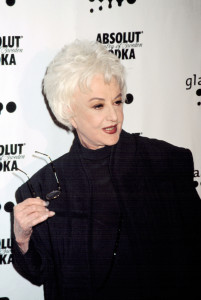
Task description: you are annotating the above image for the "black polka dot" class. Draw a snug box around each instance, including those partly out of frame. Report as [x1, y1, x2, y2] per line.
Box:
[4, 202, 14, 213]
[6, 101, 16, 113]
[6, 0, 15, 6]
[117, 0, 123, 6]
[127, 0, 136, 4]
[0, 103, 3, 114]
[196, 89, 201, 96]
[125, 93, 134, 104]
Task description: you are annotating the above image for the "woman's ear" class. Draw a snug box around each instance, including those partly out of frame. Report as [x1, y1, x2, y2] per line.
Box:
[69, 116, 77, 129]
[67, 105, 77, 129]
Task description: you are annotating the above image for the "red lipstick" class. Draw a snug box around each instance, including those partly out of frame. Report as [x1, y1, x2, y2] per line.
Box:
[102, 125, 117, 134]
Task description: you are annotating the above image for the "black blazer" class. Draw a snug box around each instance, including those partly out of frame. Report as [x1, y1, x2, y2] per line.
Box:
[12, 130, 201, 300]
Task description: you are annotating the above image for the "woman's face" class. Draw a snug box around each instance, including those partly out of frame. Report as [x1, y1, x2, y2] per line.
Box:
[70, 74, 124, 150]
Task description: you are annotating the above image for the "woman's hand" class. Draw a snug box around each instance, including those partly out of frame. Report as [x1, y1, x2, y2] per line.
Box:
[14, 197, 55, 254]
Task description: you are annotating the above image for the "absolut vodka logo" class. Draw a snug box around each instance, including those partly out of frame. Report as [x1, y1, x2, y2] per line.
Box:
[0, 143, 25, 172]
[0, 238, 12, 265]
[97, 31, 143, 60]
[0, 36, 23, 65]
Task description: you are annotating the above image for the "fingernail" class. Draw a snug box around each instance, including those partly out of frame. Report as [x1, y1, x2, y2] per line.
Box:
[45, 201, 49, 207]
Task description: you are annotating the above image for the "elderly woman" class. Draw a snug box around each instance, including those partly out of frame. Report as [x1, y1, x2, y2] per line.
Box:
[12, 40, 201, 300]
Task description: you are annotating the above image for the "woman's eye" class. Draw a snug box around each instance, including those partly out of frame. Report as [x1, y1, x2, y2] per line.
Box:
[93, 104, 103, 110]
[115, 100, 123, 105]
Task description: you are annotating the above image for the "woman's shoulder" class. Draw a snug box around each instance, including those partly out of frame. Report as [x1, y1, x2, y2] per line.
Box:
[122, 130, 191, 157]
[120, 130, 193, 176]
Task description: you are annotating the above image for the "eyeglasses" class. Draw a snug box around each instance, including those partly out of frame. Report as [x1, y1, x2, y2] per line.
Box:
[17, 151, 61, 200]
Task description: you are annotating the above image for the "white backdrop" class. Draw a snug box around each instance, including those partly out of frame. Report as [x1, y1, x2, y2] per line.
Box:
[0, 1, 200, 299]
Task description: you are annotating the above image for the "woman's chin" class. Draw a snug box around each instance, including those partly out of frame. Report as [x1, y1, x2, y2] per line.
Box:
[104, 133, 121, 146]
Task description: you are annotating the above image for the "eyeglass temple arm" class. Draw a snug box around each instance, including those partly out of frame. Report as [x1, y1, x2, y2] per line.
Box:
[16, 168, 36, 198]
[35, 151, 61, 191]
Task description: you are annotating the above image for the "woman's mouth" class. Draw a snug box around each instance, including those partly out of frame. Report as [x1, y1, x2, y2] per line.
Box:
[102, 125, 117, 134]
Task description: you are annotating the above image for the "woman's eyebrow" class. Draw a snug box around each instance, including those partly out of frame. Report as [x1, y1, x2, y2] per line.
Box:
[88, 93, 122, 102]
[88, 97, 105, 102]
[114, 93, 122, 99]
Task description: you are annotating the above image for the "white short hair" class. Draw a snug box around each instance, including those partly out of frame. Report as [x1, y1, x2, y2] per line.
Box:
[43, 40, 127, 130]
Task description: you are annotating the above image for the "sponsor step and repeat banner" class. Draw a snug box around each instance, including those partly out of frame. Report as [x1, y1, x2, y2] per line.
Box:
[0, 0, 200, 299]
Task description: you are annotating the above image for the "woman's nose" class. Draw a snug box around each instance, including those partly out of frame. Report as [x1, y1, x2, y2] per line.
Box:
[106, 105, 118, 122]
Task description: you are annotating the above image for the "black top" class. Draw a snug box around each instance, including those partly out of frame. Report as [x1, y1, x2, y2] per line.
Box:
[12, 130, 201, 300]
[79, 142, 135, 298]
